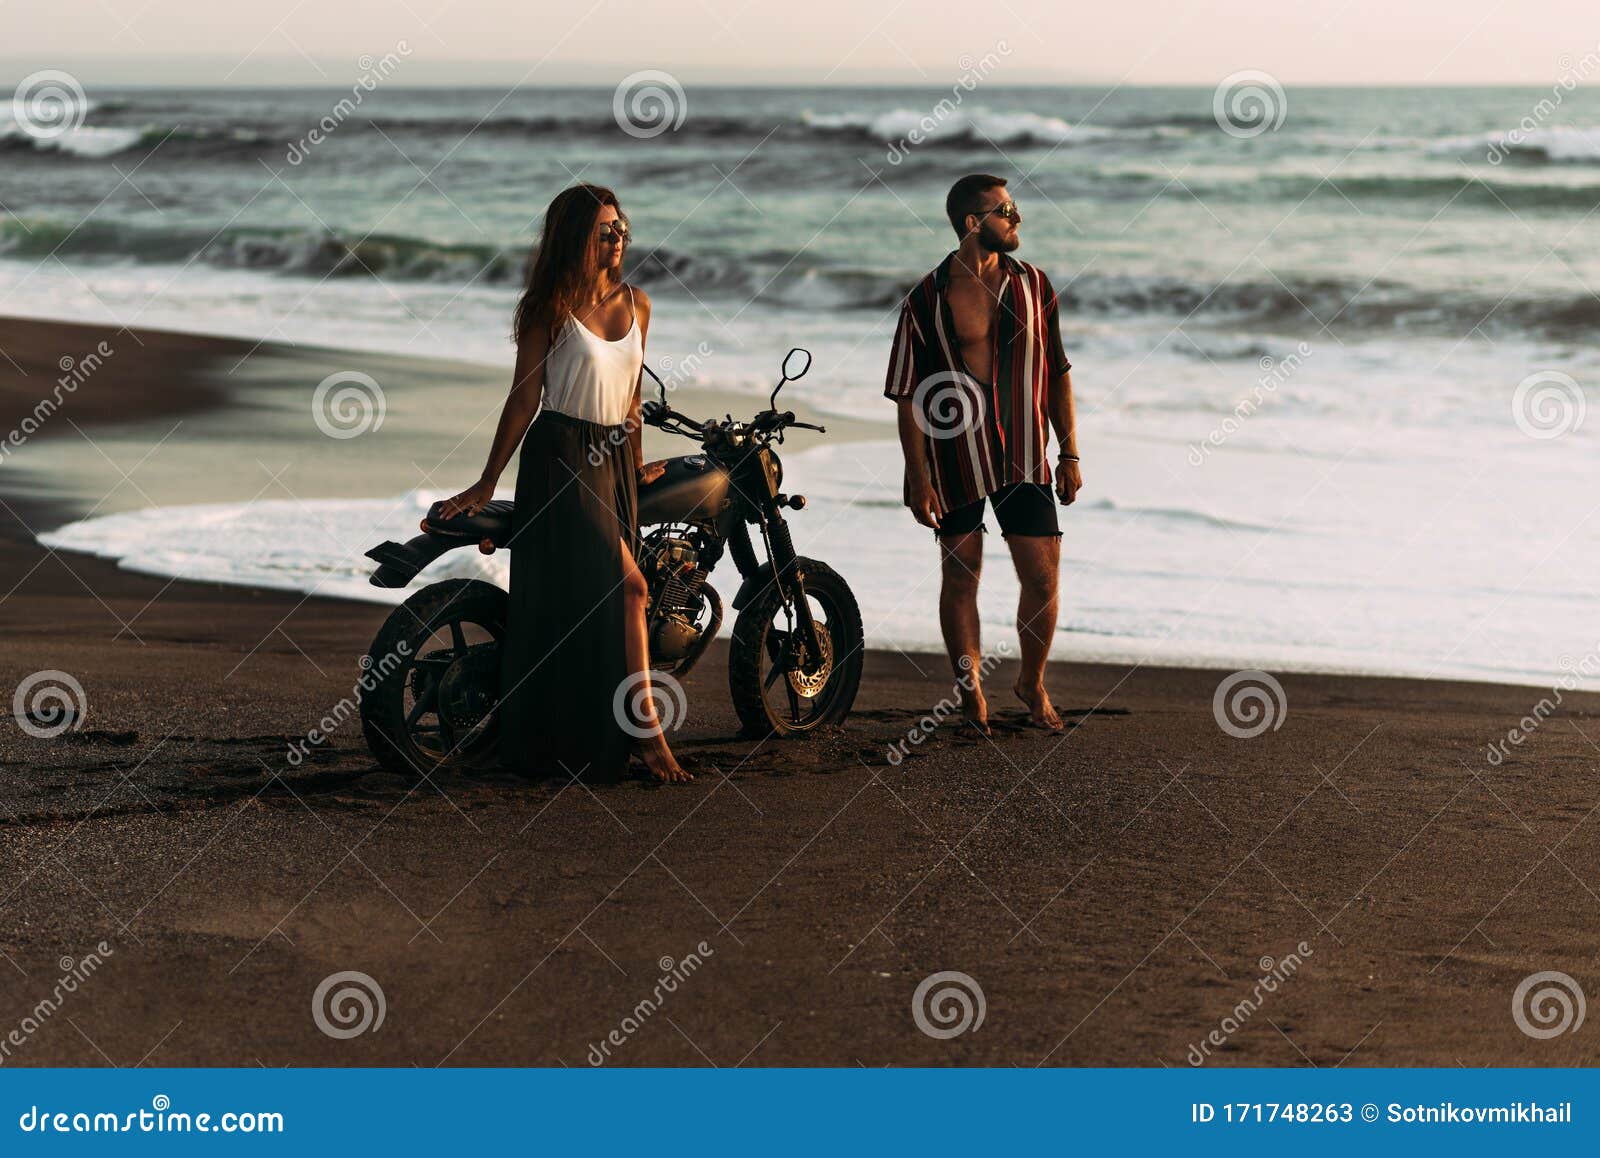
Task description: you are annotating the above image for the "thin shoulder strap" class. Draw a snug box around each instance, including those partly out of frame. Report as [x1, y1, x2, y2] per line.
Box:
[626, 284, 636, 327]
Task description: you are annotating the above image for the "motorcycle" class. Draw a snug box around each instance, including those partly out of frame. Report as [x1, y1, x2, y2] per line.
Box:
[356, 346, 864, 776]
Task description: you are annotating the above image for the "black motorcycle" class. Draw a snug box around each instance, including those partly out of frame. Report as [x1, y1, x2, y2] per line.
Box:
[356, 347, 863, 776]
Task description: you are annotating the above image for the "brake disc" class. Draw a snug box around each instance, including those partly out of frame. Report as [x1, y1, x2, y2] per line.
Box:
[786, 627, 833, 699]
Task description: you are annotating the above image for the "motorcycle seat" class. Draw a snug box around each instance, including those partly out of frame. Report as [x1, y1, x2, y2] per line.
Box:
[422, 499, 516, 546]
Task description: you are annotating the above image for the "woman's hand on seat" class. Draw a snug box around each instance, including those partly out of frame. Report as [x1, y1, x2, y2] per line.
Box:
[638, 460, 667, 485]
[438, 478, 497, 518]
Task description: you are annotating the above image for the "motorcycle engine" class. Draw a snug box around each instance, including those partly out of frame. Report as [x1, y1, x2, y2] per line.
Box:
[643, 532, 707, 663]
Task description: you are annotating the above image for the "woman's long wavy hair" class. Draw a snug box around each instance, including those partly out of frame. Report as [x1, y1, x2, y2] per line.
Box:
[512, 184, 625, 344]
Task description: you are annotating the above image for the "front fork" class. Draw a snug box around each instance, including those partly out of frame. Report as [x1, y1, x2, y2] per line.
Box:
[759, 513, 824, 672]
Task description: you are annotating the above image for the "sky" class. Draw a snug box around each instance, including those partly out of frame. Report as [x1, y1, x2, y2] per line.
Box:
[3, 0, 1598, 86]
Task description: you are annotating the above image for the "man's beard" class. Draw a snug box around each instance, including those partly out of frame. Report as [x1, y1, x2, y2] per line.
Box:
[976, 222, 1019, 253]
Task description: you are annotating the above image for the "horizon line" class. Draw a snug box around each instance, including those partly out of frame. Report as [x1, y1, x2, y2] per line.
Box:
[0, 77, 1577, 91]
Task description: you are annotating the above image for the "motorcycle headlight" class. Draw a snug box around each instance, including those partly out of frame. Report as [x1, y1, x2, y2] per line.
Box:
[760, 448, 783, 496]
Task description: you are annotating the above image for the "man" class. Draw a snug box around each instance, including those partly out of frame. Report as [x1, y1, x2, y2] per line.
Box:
[885, 173, 1081, 733]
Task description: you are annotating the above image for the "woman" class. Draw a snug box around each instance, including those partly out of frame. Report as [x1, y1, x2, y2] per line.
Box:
[439, 184, 691, 784]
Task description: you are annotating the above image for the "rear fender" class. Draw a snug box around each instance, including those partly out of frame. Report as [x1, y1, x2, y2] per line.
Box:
[365, 533, 470, 589]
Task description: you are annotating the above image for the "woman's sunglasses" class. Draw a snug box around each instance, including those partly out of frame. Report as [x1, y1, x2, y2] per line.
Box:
[598, 218, 631, 244]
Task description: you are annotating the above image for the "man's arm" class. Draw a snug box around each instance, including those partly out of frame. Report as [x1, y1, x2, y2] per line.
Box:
[885, 295, 941, 528]
[896, 399, 941, 528]
[1042, 279, 1081, 505]
[1047, 368, 1081, 505]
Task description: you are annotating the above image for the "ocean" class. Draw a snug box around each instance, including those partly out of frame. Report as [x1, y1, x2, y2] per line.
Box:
[7, 84, 1600, 688]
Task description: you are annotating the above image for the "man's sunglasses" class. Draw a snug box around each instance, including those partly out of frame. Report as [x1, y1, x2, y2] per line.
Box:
[598, 218, 631, 244]
[973, 199, 1020, 223]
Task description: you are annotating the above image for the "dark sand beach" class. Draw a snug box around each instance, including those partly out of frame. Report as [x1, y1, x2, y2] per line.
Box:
[2, 319, 1597, 1067]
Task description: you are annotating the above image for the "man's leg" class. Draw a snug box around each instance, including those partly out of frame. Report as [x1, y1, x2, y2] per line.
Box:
[995, 484, 1064, 730]
[936, 521, 988, 731]
[1005, 533, 1063, 729]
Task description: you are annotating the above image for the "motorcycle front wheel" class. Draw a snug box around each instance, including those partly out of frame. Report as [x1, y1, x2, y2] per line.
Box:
[728, 559, 863, 737]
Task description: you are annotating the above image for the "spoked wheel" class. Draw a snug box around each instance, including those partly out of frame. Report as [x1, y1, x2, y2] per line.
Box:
[359, 579, 508, 776]
[729, 559, 863, 737]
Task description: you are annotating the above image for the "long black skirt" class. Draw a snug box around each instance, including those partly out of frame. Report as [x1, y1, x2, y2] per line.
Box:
[497, 408, 640, 781]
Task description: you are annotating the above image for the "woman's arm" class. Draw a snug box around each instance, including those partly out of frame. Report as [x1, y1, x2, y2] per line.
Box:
[482, 325, 550, 485]
[628, 381, 644, 476]
[438, 321, 550, 516]
[624, 289, 649, 479]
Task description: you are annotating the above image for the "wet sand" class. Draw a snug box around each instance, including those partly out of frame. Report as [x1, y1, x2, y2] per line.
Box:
[1, 318, 1597, 1066]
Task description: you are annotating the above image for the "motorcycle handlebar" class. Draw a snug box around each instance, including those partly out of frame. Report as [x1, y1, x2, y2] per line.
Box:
[769, 410, 825, 433]
[641, 400, 699, 431]
[643, 402, 824, 439]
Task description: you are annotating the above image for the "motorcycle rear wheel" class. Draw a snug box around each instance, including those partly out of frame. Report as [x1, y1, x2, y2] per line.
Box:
[359, 579, 508, 776]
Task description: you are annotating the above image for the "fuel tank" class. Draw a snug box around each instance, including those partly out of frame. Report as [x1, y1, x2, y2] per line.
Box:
[638, 454, 732, 526]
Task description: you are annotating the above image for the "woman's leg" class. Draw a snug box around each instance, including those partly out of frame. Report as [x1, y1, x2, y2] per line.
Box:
[620, 537, 692, 782]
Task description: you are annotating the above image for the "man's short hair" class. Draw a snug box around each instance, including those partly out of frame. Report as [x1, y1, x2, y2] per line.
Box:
[945, 174, 1007, 237]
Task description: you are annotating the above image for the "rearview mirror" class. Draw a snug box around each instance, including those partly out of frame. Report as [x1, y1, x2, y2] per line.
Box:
[783, 347, 811, 381]
[769, 347, 812, 410]
[642, 361, 669, 405]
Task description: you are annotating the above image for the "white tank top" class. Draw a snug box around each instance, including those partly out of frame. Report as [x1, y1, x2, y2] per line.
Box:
[541, 285, 641, 427]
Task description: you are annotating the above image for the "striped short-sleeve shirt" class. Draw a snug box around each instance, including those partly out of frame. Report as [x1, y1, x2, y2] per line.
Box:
[884, 250, 1071, 512]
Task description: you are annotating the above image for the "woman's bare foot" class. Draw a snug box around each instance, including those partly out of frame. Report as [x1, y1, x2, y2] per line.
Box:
[635, 734, 693, 783]
[1013, 681, 1064, 731]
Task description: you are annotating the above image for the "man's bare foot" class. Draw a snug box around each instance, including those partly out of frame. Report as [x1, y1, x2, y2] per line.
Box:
[635, 735, 693, 783]
[1013, 682, 1064, 731]
[959, 685, 990, 735]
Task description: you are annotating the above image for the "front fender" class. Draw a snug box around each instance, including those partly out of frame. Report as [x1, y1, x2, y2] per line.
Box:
[730, 557, 806, 610]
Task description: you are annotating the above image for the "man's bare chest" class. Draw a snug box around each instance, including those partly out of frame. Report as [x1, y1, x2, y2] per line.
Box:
[945, 279, 1006, 351]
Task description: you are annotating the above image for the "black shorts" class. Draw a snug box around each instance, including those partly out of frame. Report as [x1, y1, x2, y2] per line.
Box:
[935, 482, 1060, 539]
